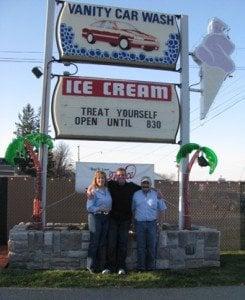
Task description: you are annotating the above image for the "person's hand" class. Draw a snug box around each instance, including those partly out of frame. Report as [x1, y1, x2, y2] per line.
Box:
[86, 185, 94, 199]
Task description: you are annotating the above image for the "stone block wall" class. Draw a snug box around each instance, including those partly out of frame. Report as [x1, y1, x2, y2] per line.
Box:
[8, 223, 220, 270]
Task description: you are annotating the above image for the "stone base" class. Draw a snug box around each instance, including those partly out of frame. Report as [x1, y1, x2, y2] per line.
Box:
[8, 223, 220, 270]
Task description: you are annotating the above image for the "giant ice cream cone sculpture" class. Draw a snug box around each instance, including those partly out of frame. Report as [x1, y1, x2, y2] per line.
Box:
[200, 63, 228, 119]
[192, 18, 235, 119]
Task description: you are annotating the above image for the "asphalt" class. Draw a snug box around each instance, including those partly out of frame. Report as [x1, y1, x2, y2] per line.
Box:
[0, 286, 245, 300]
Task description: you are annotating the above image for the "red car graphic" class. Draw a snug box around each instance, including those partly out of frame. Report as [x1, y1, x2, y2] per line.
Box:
[82, 20, 159, 51]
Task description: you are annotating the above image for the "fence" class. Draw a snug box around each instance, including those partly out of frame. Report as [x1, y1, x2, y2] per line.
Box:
[3, 177, 245, 251]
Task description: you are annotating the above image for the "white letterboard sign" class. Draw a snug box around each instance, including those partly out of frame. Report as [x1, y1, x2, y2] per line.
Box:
[52, 76, 180, 143]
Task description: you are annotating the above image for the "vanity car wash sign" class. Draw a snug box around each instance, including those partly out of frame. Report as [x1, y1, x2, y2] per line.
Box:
[52, 76, 180, 143]
[56, 1, 180, 70]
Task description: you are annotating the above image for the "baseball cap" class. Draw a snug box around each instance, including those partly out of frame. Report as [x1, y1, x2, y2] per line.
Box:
[141, 176, 152, 185]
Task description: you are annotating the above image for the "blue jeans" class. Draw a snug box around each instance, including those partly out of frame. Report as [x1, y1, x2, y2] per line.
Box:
[107, 218, 131, 272]
[135, 220, 157, 270]
[87, 213, 109, 271]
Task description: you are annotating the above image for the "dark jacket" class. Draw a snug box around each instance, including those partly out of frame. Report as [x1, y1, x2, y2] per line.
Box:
[108, 180, 140, 221]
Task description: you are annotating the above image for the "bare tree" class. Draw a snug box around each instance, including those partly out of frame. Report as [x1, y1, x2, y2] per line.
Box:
[52, 142, 74, 178]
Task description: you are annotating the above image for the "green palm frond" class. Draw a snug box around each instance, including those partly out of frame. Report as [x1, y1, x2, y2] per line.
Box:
[200, 146, 218, 174]
[5, 136, 26, 165]
[176, 143, 201, 164]
[5, 133, 54, 166]
[25, 133, 53, 150]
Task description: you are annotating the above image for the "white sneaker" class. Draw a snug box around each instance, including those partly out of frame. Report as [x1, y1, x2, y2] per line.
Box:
[118, 268, 126, 275]
[102, 269, 111, 274]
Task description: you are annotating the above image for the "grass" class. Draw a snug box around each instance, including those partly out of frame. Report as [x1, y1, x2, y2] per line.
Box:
[0, 251, 245, 288]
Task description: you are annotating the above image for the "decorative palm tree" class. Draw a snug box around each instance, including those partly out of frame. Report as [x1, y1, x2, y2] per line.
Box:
[176, 143, 218, 174]
[176, 143, 218, 229]
[5, 133, 53, 223]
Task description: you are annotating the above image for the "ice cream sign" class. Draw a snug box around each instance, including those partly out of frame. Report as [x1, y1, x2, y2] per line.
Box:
[52, 76, 180, 143]
[56, 1, 180, 70]
[192, 18, 235, 119]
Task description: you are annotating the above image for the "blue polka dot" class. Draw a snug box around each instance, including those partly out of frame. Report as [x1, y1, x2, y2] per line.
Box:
[130, 53, 136, 60]
[89, 50, 95, 56]
[112, 52, 119, 59]
[139, 53, 146, 60]
[96, 49, 101, 56]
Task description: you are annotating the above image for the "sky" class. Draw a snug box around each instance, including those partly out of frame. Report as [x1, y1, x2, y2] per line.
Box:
[0, 0, 245, 181]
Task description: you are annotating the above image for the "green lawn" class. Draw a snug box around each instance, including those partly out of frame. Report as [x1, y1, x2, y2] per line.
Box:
[0, 251, 245, 288]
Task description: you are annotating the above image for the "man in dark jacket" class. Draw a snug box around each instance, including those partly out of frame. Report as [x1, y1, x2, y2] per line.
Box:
[104, 167, 140, 275]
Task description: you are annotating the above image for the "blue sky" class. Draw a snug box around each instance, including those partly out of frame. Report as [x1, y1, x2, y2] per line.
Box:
[0, 0, 245, 181]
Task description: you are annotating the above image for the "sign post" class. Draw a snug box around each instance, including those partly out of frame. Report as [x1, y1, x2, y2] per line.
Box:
[179, 15, 190, 230]
[39, 0, 56, 227]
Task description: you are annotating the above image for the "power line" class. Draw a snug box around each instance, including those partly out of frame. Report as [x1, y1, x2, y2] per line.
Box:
[132, 94, 245, 162]
[0, 51, 44, 54]
[147, 90, 245, 158]
[190, 76, 243, 115]
[192, 96, 245, 131]
[0, 58, 43, 63]
[191, 90, 245, 124]
[1, 54, 245, 70]
[1, 58, 245, 70]
[1, 48, 245, 53]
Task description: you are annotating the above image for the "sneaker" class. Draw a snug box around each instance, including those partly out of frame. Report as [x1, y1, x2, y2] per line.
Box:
[118, 268, 126, 275]
[102, 268, 111, 275]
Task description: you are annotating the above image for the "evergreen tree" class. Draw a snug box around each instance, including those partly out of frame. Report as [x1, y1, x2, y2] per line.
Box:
[14, 103, 40, 136]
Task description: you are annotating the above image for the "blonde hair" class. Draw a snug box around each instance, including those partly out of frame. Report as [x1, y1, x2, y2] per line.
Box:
[91, 170, 107, 188]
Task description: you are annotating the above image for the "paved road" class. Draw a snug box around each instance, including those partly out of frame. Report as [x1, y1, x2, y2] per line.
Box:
[0, 286, 245, 300]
